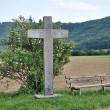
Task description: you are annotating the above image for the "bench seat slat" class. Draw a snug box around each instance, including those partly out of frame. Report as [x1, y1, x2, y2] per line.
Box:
[66, 76, 106, 84]
[71, 83, 110, 89]
[65, 74, 110, 95]
[65, 76, 94, 79]
[65, 74, 106, 80]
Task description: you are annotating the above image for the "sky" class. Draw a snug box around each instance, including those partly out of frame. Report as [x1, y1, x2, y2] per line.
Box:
[0, 0, 110, 23]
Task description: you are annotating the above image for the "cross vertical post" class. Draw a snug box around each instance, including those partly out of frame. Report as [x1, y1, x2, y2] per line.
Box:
[28, 16, 68, 98]
[43, 16, 53, 95]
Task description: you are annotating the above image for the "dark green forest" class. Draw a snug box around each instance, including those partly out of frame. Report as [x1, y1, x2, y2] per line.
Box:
[0, 16, 110, 50]
[63, 16, 110, 50]
[0, 22, 13, 38]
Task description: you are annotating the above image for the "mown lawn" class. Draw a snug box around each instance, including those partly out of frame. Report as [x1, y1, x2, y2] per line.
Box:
[0, 89, 110, 110]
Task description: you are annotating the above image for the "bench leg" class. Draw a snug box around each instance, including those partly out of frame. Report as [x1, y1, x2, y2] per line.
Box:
[102, 86, 104, 92]
[79, 89, 81, 96]
[71, 88, 82, 96]
[71, 89, 74, 95]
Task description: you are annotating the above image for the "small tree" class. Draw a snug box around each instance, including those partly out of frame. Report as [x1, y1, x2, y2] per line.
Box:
[0, 16, 75, 93]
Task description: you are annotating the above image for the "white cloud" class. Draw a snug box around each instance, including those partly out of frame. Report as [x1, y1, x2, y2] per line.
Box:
[60, 2, 98, 10]
[52, 0, 101, 11]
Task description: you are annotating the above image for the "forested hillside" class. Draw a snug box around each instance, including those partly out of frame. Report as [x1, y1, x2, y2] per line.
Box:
[0, 22, 13, 37]
[0, 16, 110, 50]
[63, 16, 110, 50]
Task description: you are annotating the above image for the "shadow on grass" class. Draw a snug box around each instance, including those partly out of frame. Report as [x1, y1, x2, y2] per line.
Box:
[0, 88, 110, 98]
[55, 88, 110, 97]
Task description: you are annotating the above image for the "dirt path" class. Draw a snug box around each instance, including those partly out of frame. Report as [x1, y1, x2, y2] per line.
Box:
[0, 57, 110, 92]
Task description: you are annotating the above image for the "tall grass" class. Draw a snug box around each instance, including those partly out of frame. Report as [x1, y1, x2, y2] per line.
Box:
[0, 89, 110, 110]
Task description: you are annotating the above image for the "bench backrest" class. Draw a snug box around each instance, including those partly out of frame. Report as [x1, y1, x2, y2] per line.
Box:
[65, 74, 106, 84]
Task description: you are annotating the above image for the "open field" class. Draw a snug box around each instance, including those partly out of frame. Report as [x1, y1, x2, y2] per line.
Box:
[54, 56, 110, 90]
[0, 56, 110, 92]
[0, 56, 110, 110]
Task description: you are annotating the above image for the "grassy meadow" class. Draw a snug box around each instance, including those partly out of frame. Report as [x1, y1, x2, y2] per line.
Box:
[0, 89, 110, 110]
[0, 55, 110, 110]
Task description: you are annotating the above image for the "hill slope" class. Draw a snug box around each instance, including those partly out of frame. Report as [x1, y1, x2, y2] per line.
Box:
[0, 16, 110, 50]
[0, 22, 13, 37]
[63, 16, 110, 50]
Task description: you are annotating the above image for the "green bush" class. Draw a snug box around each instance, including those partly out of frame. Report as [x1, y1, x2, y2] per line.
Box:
[0, 16, 75, 93]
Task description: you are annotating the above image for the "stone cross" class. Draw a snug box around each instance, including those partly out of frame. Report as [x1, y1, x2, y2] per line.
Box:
[28, 16, 68, 97]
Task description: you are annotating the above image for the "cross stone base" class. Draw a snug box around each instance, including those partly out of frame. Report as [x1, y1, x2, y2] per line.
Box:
[34, 94, 62, 99]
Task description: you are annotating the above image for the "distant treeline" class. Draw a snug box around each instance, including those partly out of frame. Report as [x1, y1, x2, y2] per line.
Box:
[0, 22, 13, 37]
[63, 16, 110, 50]
[1, 16, 110, 51]
[72, 49, 110, 56]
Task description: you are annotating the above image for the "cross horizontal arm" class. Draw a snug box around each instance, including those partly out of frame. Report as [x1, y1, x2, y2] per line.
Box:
[28, 29, 68, 39]
[51, 29, 68, 38]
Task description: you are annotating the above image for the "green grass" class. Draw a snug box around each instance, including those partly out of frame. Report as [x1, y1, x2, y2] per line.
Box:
[0, 89, 110, 110]
[70, 55, 110, 59]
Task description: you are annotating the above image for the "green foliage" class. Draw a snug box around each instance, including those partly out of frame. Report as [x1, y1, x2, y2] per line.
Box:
[72, 49, 110, 56]
[0, 89, 110, 110]
[0, 16, 75, 93]
[1, 16, 110, 50]
[63, 16, 110, 50]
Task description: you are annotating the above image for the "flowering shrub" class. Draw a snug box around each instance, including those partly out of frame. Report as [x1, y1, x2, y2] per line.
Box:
[0, 16, 75, 93]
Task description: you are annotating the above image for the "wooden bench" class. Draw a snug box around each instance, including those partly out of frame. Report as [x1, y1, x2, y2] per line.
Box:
[65, 74, 110, 96]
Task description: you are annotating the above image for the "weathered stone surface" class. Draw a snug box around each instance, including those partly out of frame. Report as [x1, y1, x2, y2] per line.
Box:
[28, 29, 68, 39]
[28, 16, 68, 97]
[34, 94, 62, 99]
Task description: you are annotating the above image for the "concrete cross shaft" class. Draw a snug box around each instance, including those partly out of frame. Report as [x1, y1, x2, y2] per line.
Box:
[28, 16, 68, 96]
